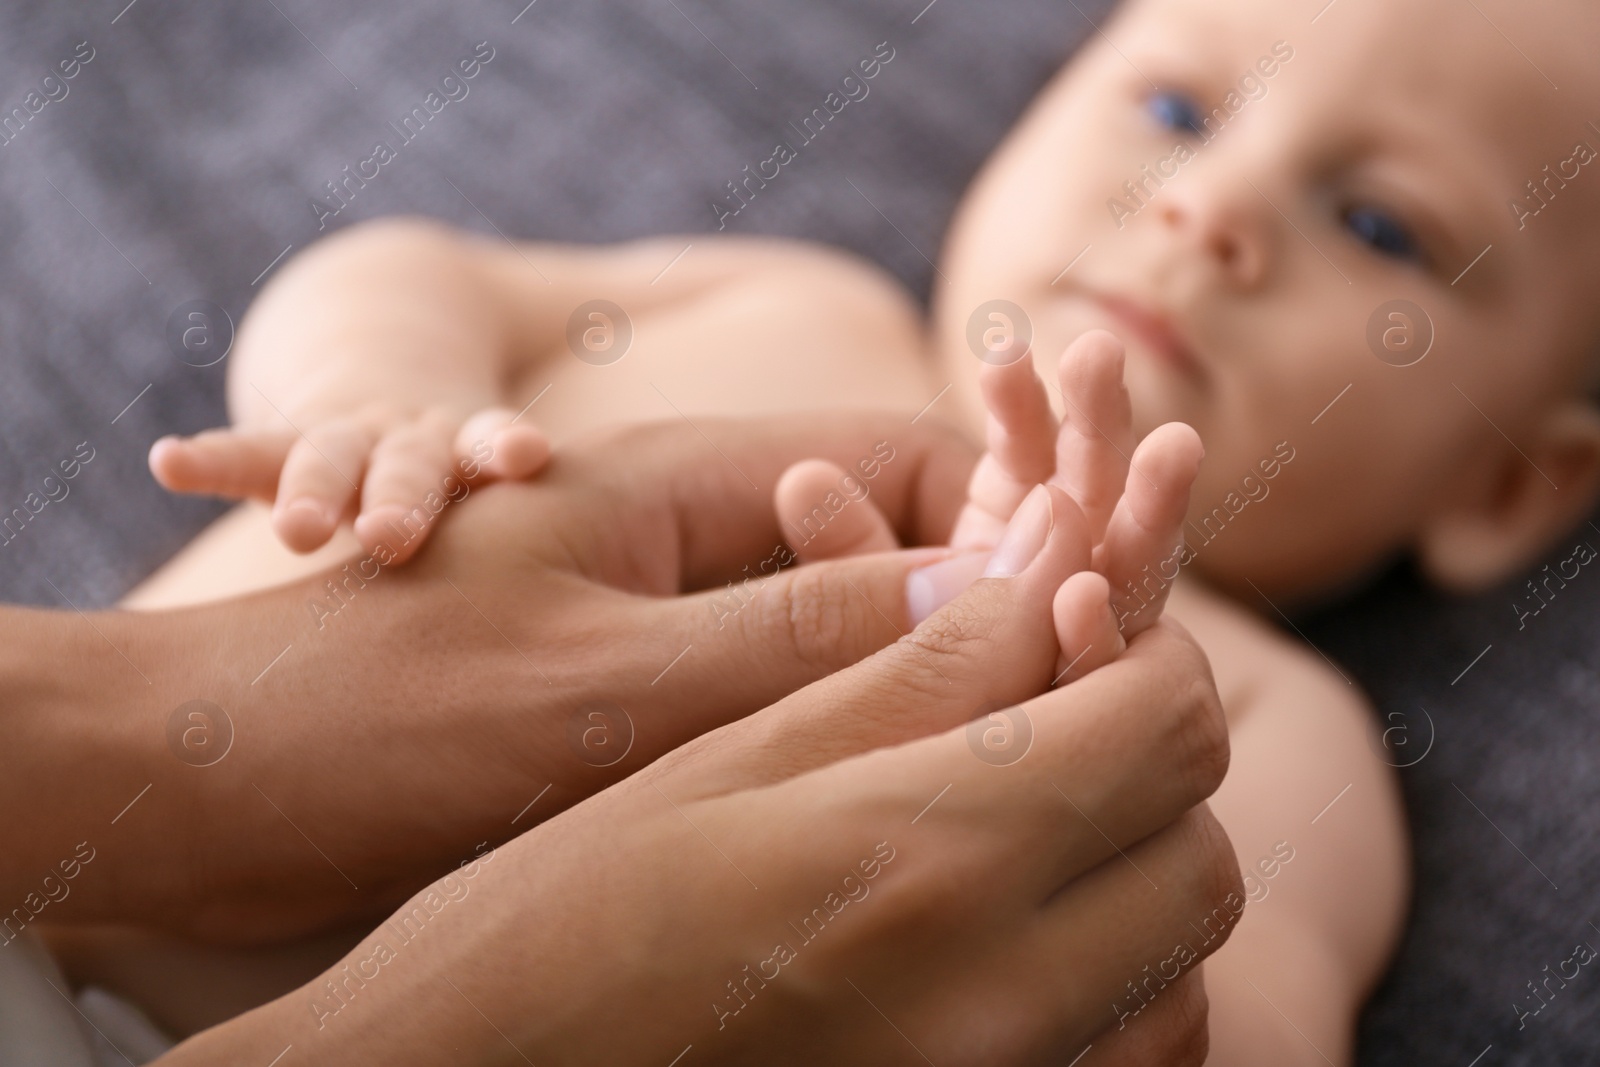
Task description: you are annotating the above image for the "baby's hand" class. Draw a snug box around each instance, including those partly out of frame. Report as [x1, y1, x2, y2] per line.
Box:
[773, 329, 1202, 680]
[952, 330, 1203, 639]
[148, 404, 550, 562]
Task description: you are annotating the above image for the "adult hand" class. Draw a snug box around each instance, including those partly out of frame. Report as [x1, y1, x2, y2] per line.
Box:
[6, 414, 972, 942]
[162, 486, 1240, 1067]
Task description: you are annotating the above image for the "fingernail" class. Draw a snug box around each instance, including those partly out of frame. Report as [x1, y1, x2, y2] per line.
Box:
[282, 498, 334, 528]
[983, 485, 1054, 579]
[906, 552, 990, 625]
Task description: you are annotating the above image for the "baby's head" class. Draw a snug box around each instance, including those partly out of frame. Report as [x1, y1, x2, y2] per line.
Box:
[935, 0, 1600, 605]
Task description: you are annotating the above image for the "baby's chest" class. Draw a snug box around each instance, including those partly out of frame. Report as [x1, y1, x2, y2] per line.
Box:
[515, 251, 935, 435]
[637, 265, 926, 370]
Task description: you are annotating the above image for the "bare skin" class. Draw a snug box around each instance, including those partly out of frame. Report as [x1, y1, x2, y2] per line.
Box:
[17, 414, 1242, 1066]
[155, 468, 1241, 1066]
[91, 0, 1600, 1061]
[123, 220, 1401, 1066]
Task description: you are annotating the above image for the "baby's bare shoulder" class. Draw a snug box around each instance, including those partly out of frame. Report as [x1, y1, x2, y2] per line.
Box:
[1166, 578, 1372, 728]
[1168, 578, 1410, 1031]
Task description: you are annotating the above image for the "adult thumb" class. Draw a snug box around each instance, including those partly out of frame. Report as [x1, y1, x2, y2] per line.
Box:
[652, 485, 1097, 790]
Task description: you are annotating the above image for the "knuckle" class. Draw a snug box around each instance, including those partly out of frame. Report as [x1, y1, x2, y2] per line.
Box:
[375, 423, 434, 460]
[770, 566, 864, 676]
[1174, 671, 1229, 800]
[1156, 972, 1212, 1067]
[357, 400, 406, 426]
[1182, 806, 1245, 928]
[418, 405, 462, 435]
[305, 417, 366, 454]
[897, 598, 997, 674]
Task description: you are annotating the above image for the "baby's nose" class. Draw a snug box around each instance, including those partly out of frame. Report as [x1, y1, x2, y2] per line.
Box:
[1154, 179, 1272, 290]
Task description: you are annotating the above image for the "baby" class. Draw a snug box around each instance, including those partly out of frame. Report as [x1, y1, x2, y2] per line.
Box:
[129, 0, 1600, 1061]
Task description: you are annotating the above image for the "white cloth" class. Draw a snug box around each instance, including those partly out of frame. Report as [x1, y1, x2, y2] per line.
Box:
[0, 933, 173, 1066]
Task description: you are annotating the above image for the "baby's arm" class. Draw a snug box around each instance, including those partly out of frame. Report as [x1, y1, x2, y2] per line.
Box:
[151, 218, 932, 561]
[152, 218, 553, 560]
[1179, 589, 1408, 1067]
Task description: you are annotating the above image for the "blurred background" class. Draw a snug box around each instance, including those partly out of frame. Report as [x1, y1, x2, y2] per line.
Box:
[0, 1, 1594, 1062]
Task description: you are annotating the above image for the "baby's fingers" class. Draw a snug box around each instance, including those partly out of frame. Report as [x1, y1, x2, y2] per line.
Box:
[353, 414, 460, 563]
[455, 407, 551, 482]
[950, 351, 1058, 550]
[148, 428, 296, 501]
[272, 420, 375, 553]
[1052, 330, 1135, 544]
[1097, 422, 1204, 638]
[776, 459, 899, 563]
[1051, 571, 1125, 686]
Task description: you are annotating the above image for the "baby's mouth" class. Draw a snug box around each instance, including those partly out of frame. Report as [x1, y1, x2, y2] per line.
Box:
[1084, 290, 1207, 383]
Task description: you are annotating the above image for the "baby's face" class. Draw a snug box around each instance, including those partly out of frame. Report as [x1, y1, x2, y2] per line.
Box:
[937, 0, 1600, 602]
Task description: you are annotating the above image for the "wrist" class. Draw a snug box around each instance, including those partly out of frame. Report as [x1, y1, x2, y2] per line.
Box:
[150, 567, 535, 939]
[0, 605, 213, 927]
[0, 568, 510, 937]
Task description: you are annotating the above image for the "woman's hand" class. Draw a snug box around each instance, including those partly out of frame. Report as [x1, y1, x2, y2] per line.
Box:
[162, 484, 1240, 1066]
[776, 330, 1203, 684]
[11, 413, 975, 941]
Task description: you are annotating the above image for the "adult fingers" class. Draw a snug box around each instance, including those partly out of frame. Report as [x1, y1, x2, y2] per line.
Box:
[647, 485, 1094, 791]
[1000, 619, 1230, 896]
[271, 420, 375, 552]
[1074, 970, 1211, 1067]
[1051, 330, 1135, 544]
[562, 414, 975, 592]
[1097, 422, 1204, 638]
[775, 459, 901, 563]
[949, 353, 1058, 550]
[806, 618, 1226, 905]
[353, 414, 459, 562]
[147, 428, 296, 502]
[1032, 810, 1238, 1064]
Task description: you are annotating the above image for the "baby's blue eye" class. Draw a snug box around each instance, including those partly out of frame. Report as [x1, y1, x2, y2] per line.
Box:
[1343, 206, 1422, 263]
[1147, 90, 1206, 137]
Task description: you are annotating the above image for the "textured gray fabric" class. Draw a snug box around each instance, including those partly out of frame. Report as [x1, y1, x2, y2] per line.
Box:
[0, 1, 1594, 1063]
[1305, 550, 1600, 1066]
[0, 0, 1092, 607]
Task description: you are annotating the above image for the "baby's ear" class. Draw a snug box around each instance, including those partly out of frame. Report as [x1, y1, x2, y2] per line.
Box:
[1417, 398, 1600, 592]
